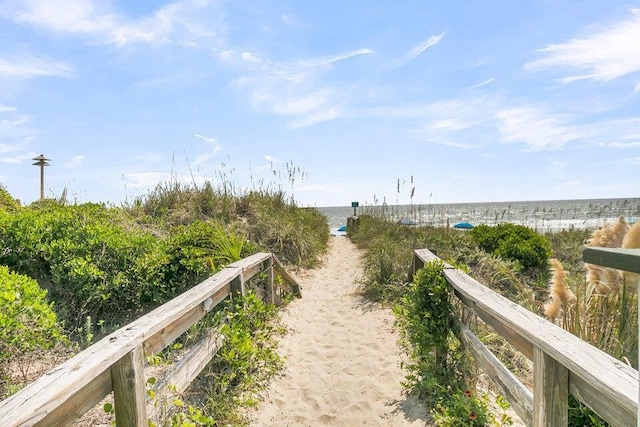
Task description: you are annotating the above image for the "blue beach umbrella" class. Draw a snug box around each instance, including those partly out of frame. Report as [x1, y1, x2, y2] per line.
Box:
[453, 222, 474, 229]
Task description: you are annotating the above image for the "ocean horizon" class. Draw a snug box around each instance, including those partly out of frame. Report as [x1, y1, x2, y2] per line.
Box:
[317, 197, 640, 232]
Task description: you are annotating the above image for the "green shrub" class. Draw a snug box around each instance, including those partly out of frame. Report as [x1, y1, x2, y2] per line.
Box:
[470, 223, 551, 270]
[0, 185, 19, 213]
[0, 266, 64, 369]
[394, 261, 498, 425]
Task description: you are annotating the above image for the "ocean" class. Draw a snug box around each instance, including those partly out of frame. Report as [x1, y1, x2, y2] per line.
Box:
[317, 198, 640, 233]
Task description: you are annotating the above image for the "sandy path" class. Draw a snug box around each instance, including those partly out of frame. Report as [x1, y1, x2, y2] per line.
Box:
[251, 236, 431, 426]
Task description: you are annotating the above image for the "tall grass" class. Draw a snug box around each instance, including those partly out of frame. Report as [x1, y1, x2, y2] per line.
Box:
[544, 217, 639, 367]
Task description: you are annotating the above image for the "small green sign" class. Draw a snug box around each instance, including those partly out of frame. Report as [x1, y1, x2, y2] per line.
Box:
[351, 201, 359, 208]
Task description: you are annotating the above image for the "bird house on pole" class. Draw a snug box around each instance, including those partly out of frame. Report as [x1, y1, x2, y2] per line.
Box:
[32, 154, 50, 200]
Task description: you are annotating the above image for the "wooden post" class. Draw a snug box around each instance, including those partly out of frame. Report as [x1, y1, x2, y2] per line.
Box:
[230, 273, 245, 311]
[411, 252, 424, 278]
[533, 347, 568, 426]
[265, 257, 276, 305]
[112, 345, 147, 426]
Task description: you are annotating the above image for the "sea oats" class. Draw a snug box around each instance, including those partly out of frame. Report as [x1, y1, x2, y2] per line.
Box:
[621, 221, 640, 287]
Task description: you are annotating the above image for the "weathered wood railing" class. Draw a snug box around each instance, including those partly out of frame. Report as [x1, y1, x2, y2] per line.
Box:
[0, 253, 301, 427]
[412, 248, 638, 427]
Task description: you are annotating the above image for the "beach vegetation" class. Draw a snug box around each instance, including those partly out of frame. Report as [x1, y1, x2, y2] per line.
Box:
[544, 217, 639, 368]
[394, 260, 509, 426]
[0, 178, 328, 424]
[470, 223, 552, 271]
[350, 209, 629, 425]
[0, 266, 66, 396]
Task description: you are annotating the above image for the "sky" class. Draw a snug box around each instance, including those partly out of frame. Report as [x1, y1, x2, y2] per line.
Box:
[1, 0, 639, 207]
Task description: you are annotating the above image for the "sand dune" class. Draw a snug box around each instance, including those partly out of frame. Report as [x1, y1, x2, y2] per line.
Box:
[251, 236, 431, 426]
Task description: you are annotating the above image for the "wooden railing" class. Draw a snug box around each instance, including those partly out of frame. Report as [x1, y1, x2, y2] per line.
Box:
[412, 249, 638, 427]
[0, 253, 301, 427]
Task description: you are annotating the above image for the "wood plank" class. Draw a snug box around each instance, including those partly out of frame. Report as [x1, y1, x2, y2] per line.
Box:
[569, 373, 636, 427]
[143, 280, 230, 357]
[33, 368, 112, 427]
[272, 255, 302, 297]
[226, 253, 271, 272]
[147, 329, 226, 423]
[583, 247, 640, 274]
[112, 345, 147, 426]
[454, 290, 534, 360]
[458, 322, 533, 426]
[412, 249, 638, 426]
[533, 347, 568, 426]
[0, 267, 239, 426]
[440, 267, 637, 426]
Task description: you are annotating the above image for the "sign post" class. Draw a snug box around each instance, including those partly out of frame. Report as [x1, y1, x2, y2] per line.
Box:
[351, 201, 359, 217]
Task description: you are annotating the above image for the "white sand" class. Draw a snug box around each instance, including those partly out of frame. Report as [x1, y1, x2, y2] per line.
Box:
[251, 236, 432, 426]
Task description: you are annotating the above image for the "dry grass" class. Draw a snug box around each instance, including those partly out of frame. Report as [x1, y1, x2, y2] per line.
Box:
[542, 217, 639, 366]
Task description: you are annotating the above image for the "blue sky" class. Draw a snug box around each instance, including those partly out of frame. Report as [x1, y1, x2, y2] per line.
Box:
[1, 0, 639, 207]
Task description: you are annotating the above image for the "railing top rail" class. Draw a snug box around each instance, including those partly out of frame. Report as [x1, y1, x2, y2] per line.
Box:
[413, 248, 638, 423]
[0, 252, 274, 426]
[583, 247, 640, 273]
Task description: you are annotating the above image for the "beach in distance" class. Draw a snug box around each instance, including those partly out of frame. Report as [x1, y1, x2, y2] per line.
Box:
[318, 197, 640, 232]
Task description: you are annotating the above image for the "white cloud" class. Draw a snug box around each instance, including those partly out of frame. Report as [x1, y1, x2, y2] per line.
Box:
[428, 118, 472, 131]
[123, 171, 171, 189]
[194, 133, 216, 144]
[195, 153, 213, 166]
[297, 49, 374, 68]
[631, 156, 640, 165]
[0, 151, 37, 164]
[587, 117, 640, 148]
[635, 82, 640, 93]
[496, 107, 583, 150]
[271, 89, 332, 116]
[407, 33, 445, 61]
[193, 134, 221, 165]
[63, 154, 84, 168]
[526, 9, 640, 83]
[0, 104, 16, 112]
[410, 128, 476, 148]
[0, 112, 32, 147]
[469, 77, 496, 89]
[0, 55, 72, 79]
[289, 107, 340, 128]
[256, 155, 279, 172]
[224, 46, 372, 127]
[2, 0, 220, 46]
[599, 141, 640, 148]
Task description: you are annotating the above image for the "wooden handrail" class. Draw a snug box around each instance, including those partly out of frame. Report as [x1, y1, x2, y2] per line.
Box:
[0, 253, 301, 427]
[413, 249, 638, 427]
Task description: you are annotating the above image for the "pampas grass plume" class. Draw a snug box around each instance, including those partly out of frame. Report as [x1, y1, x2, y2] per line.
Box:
[550, 258, 575, 303]
[543, 296, 561, 320]
[622, 220, 640, 286]
[544, 259, 575, 320]
[585, 216, 629, 293]
[587, 216, 629, 247]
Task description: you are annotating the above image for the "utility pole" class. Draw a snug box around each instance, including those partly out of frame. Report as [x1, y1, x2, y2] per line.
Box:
[32, 154, 50, 200]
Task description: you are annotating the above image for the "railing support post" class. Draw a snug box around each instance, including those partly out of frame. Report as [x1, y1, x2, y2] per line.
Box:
[112, 344, 147, 426]
[230, 272, 245, 311]
[533, 347, 568, 426]
[266, 257, 276, 305]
